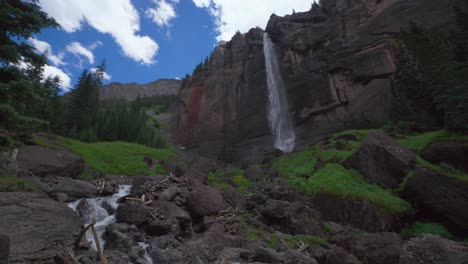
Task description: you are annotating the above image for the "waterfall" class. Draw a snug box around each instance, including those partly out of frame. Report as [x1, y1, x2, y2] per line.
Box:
[263, 33, 296, 153]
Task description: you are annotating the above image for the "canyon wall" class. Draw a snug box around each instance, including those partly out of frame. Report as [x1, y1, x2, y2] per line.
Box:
[173, 0, 462, 164]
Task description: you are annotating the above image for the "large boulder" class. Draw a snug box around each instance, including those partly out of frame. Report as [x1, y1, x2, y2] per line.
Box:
[402, 165, 468, 232]
[0, 192, 82, 263]
[420, 141, 468, 173]
[17, 145, 84, 178]
[186, 185, 228, 217]
[0, 234, 8, 264]
[399, 234, 468, 264]
[115, 202, 152, 226]
[344, 131, 416, 189]
[353, 232, 404, 264]
[27, 175, 98, 200]
[312, 193, 404, 232]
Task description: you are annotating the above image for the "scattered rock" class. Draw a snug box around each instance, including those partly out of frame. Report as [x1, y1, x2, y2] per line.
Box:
[326, 246, 361, 264]
[27, 175, 98, 200]
[185, 157, 218, 184]
[402, 165, 468, 232]
[420, 141, 468, 173]
[186, 185, 228, 218]
[222, 188, 246, 210]
[131, 175, 165, 196]
[245, 164, 264, 181]
[0, 192, 81, 263]
[160, 186, 180, 201]
[344, 131, 416, 189]
[353, 232, 403, 264]
[399, 234, 468, 264]
[17, 145, 85, 178]
[0, 234, 9, 264]
[0, 152, 17, 178]
[282, 250, 318, 264]
[145, 220, 174, 237]
[250, 244, 283, 263]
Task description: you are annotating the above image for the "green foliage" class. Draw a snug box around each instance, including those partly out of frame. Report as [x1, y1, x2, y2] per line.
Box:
[393, 171, 415, 193]
[397, 130, 468, 152]
[323, 223, 335, 234]
[415, 157, 468, 182]
[59, 137, 176, 176]
[391, 8, 468, 132]
[401, 222, 453, 239]
[207, 168, 253, 194]
[283, 235, 328, 249]
[0, 177, 35, 192]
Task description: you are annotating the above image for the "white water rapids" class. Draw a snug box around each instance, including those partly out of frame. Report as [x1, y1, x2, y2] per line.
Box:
[263, 33, 296, 153]
[68, 185, 153, 263]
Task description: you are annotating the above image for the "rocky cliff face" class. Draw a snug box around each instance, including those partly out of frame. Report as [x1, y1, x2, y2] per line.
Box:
[174, 0, 461, 164]
[100, 79, 182, 101]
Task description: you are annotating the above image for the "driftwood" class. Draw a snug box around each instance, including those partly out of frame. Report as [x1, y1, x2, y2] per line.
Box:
[73, 222, 95, 249]
[91, 224, 108, 264]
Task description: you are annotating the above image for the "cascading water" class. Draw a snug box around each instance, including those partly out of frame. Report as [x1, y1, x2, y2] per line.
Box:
[68, 185, 153, 264]
[263, 33, 296, 152]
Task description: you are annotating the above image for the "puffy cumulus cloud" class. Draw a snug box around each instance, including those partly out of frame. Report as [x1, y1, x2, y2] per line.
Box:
[66, 42, 95, 64]
[43, 65, 72, 90]
[192, 0, 314, 41]
[146, 0, 177, 27]
[38, 0, 158, 64]
[28, 38, 65, 66]
[91, 68, 112, 81]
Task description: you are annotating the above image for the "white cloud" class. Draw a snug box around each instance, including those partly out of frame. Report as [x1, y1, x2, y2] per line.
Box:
[43, 65, 72, 91]
[91, 68, 112, 81]
[88, 40, 103, 50]
[146, 0, 177, 27]
[38, 0, 158, 64]
[192, 0, 314, 41]
[28, 38, 65, 66]
[66, 42, 95, 64]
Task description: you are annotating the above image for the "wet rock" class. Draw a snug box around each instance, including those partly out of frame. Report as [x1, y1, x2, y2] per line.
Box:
[104, 224, 136, 251]
[101, 200, 115, 215]
[399, 234, 468, 264]
[0, 234, 9, 264]
[186, 185, 228, 218]
[402, 165, 468, 232]
[344, 132, 416, 189]
[116, 203, 151, 226]
[17, 145, 84, 178]
[353, 232, 403, 264]
[27, 175, 98, 200]
[420, 141, 468, 173]
[185, 157, 218, 184]
[326, 246, 361, 264]
[0, 192, 82, 263]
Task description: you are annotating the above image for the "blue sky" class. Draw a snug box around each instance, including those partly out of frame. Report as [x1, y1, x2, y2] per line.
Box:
[32, 0, 314, 91]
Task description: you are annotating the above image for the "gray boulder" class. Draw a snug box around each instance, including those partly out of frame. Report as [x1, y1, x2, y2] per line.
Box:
[344, 131, 416, 189]
[17, 145, 84, 178]
[399, 234, 468, 264]
[353, 232, 404, 264]
[28, 175, 98, 200]
[0, 192, 82, 263]
[186, 185, 228, 217]
[116, 203, 152, 226]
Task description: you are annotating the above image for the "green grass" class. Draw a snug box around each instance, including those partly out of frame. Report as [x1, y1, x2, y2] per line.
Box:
[401, 222, 453, 239]
[287, 164, 411, 214]
[398, 130, 468, 152]
[284, 235, 328, 249]
[323, 223, 335, 235]
[0, 177, 35, 192]
[207, 168, 253, 194]
[415, 157, 468, 182]
[271, 129, 373, 179]
[394, 171, 416, 193]
[59, 137, 177, 176]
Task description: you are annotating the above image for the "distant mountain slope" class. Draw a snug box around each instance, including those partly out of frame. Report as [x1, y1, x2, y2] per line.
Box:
[99, 79, 182, 101]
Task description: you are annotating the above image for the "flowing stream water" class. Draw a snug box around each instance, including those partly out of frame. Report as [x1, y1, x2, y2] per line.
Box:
[68, 185, 153, 263]
[263, 33, 296, 152]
